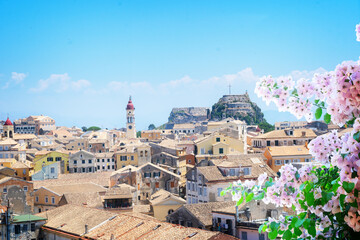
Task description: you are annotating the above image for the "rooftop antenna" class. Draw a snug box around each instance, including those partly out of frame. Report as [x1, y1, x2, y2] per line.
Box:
[228, 84, 231, 95]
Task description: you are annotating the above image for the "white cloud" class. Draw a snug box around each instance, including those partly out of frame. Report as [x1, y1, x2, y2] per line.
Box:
[288, 67, 327, 81]
[30, 73, 91, 92]
[11, 72, 27, 84]
[71, 79, 91, 90]
[2, 72, 27, 89]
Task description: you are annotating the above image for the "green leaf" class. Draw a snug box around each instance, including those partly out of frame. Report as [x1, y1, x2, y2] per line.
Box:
[270, 221, 279, 231]
[308, 224, 316, 237]
[343, 181, 355, 193]
[315, 107, 322, 120]
[303, 219, 311, 230]
[237, 195, 244, 206]
[246, 192, 254, 202]
[324, 113, 331, 124]
[253, 192, 265, 200]
[258, 223, 267, 234]
[295, 172, 300, 180]
[290, 217, 298, 228]
[291, 89, 298, 95]
[321, 191, 334, 205]
[268, 230, 278, 240]
[282, 230, 292, 240]
[305, 191, 315, 206]
[314, 99, 320, 104]
[353, 132, 360, 142]
[340, 194, 346, 211]
[220, 190, 226, 196]
[347, 117, 356, 125]
[299, 212, 307, 219]
[294, 227, 302, 236]
[295, 218, 305, 228]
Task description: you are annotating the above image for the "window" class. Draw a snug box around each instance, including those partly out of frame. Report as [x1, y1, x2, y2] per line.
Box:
[192, 183, 195, 191]
[199, 187, 203, 196]
[74, 168, 77, 173]
[74, 160, 77, 164]
[50, 167, 55, 174]
[293, 159, 300, 163]
[284, 160, 291, 164]
[51, 197, 55, 204]
[162, 159, 165, 164]
[3, 187, 7, 193]
[145, 172, 151, 178]
[102, 166, 105, 170]
[217, 188, 223, 197]
[305, 158, 311, 162]
[97, 166, 100, 170]
[266, 141, 271, 146]
[203, 187, 207, 196]
[259, 233, 265, 240]
[243, 167, 251, 175]
[216, 137, 220, 142]
[47, 157, 53, 162]
[24, 186, 28, 192]
[275, 140, 279, 146]
[88, 159, 92, 164]
[89, 167, 92, 172]
[112, 158, 114, 162]
[107, 158, 110, 162]
[187, 182, 191, 190]
[112, 165, 114, 169]
[131, 156, 134, 161]
[200, 148, 205, 154]
[241, 232, 248, 240]
[35, 196, 39, 202]
[31, 223, 35, 232]
[45, 196, 48, 203]
[102, 159, 105, 162]
[107, 165, 110, 169]
[275, 160, 282, 165]
[82, 160, 85, 164]
[55, 157, 61, 161]
[22, 224, 28, 232]
[219, 148, 224, 154]
[15, 225, 21, 234]
[82, 168, 86, 172]
[230, 169, 235, 176]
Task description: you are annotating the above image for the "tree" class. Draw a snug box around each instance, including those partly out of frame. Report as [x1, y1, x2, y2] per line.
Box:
[87, 126, 101, 131]
[148, 124, 156, 130]
[82, 126, 88, 132]
[223, 24, 360, 239]
[136, 131, 141, 138]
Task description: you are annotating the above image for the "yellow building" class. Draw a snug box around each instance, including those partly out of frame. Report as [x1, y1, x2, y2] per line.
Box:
[0, 158, 16, 168]
[115, 146, 139, 169]
[149, 189, 186, 221]
[141, 130, 162, 141]
[264, 145, 313, 173]
[12, 161, 33, 181]
[195, 133, 245, 157]
[33, 151, 70, 174]
[33, 187, 63, 213]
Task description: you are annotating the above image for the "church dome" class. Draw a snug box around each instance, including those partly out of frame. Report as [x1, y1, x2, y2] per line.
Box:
[126, 98, 135, 110]
[4, 117, 12, 126]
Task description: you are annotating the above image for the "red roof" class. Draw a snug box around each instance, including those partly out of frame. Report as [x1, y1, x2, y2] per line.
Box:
[126, 99, 135, 110]
[4, 117, 12, 126]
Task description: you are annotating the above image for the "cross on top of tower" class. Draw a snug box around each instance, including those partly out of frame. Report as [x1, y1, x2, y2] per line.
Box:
[228, 83, 232, 95]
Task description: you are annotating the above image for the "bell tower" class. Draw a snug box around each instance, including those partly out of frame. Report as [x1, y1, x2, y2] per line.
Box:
[126, 96, 136, 139]
[3, 117, 14, 138]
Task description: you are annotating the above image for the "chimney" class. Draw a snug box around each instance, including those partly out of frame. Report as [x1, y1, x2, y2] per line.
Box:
[85, 224, 88, 234]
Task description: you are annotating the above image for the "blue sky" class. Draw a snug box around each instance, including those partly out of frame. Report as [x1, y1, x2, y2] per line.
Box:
[0, 0, 360, 130]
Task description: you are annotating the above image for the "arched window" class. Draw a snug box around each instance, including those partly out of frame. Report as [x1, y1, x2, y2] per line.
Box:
[168, 209, 174, 215]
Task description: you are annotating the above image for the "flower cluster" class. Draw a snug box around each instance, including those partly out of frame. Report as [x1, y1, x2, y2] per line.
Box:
[255, 60, 360, 126]
[229, 23, 360, 239]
